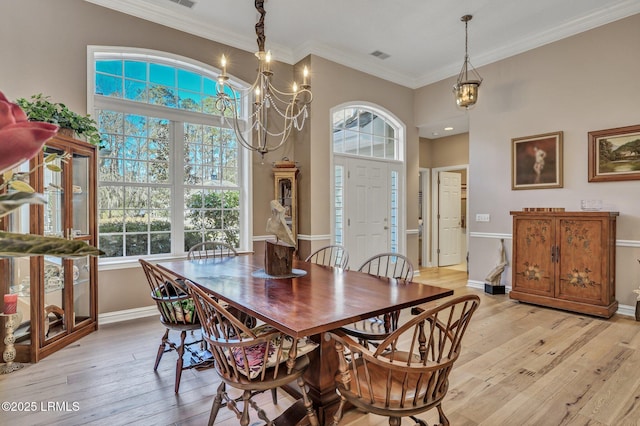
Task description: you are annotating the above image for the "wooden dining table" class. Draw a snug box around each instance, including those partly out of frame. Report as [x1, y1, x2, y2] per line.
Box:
[157, 254, 453, 424]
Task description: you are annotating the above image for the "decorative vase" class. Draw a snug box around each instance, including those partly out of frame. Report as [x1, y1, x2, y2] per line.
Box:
[635, 301, 640, 321]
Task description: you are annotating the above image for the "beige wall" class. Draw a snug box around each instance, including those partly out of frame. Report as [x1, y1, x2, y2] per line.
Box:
[417, 13, 640, 309]
[420, 133, 469, 169]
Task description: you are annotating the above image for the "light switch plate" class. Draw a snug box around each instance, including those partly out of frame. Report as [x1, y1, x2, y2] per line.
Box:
[476, 213, 490, 222]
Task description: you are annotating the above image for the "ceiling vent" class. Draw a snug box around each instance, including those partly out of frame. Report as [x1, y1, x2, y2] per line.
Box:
[169, 0, 196, 8]
[370, 50, 390, 60]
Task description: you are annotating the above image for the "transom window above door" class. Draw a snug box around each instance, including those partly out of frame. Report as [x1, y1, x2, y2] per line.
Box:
[332, 107, 399, 160]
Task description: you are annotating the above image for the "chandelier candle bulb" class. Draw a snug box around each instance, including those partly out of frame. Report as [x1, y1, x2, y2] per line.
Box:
[220, 55, 227, 76]
[303, 66, 309, 86]
[265, 50, 271, 72]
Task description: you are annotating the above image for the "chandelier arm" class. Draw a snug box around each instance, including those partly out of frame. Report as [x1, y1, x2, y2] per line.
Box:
[214, 0, 312, 156]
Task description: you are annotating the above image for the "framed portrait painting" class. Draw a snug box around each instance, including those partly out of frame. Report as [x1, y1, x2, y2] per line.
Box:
[588, 124, 640, 182]
[511, 131, 563, 190]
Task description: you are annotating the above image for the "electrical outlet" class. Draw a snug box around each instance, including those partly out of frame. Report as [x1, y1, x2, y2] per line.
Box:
[476, 213, 490, 222]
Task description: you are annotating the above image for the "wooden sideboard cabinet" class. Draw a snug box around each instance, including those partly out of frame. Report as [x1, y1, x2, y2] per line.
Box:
[0, 134, 98, 363]
[509, 211, 618, 318]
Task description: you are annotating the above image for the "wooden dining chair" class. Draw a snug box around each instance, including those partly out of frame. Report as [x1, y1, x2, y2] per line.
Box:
[340, 253, 415, 346]
[326, 294, 481, 426]
[184, 280, 319, 426]
[139, 259, 206, 393]
[187, 240, 237, 260]
[304, 244, 349, 269]
[186, 240, 257, 329]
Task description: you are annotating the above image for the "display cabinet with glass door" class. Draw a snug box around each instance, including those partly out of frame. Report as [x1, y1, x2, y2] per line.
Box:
[273, 166, 298, 242]
[0, 134, 98, 363]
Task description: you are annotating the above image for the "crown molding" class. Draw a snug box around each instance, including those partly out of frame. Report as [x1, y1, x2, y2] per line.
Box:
[84, 0, 294, 63]
[85, 0, 640, 89]
[414, 0, 640, 87]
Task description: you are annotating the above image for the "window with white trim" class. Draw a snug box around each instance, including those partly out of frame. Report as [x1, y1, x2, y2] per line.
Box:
[91, 49, 250, 259]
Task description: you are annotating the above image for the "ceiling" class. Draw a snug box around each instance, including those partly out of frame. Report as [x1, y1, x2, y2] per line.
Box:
[85, 0, 640, 138]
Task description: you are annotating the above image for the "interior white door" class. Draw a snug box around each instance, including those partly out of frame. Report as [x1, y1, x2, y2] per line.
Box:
[346, 158, 389, 268]
[438, 171, 461, 266]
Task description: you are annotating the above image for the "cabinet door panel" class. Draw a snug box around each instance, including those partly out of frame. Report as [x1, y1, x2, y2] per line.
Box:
[557, 218, 606, 304]
[512, 218, 555, 296]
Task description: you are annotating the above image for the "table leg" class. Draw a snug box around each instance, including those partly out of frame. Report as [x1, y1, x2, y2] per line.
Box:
[281, 333, 341, 425]
[1, 312, 23, 374]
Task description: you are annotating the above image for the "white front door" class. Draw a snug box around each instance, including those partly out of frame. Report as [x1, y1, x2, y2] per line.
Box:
[438, 171, 461, 266]
[347, 157, 389, 267]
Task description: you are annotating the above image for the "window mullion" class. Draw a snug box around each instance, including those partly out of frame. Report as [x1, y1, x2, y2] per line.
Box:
[172, 121, 185, 254]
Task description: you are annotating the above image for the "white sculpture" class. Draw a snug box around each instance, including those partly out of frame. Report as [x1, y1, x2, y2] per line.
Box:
[266, 200, 296, 247]
[485, 239, 508, 286]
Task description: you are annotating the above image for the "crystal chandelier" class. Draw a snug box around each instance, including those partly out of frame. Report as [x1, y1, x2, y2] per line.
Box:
[215, 0, 312, 158]
[453, 15, 483, 109]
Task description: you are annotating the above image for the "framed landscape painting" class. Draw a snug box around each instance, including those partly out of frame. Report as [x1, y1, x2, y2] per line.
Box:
[588, 124, 640, 182]
[512, 131, 563, 190]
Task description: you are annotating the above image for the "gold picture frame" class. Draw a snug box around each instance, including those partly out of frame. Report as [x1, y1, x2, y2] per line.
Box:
[511, 131, 563, 190]
[588, 124, 640, 182]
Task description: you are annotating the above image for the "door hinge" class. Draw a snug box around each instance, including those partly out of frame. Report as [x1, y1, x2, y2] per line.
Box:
[347, 218, 350, 226]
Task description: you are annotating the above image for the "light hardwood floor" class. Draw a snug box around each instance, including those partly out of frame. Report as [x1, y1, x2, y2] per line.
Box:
[2, 268, 640, 426]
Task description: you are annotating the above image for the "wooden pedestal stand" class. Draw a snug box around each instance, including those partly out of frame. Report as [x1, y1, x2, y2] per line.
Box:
[265, 240, 295, 276]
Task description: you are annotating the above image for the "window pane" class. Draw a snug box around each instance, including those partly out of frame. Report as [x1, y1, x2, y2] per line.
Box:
[359, 133, 372, 157]
[148, 84, 177, 107]
[125, 79, 147, 102]
[333, 128, 345, 153]
[332, 109, 346, 128]
[178, 90, 202, 112]
[99, 235, 123, 257]
[334, 165, 344, 245]
[184, 232, 201, 251]
[344, 129, 358, 154]
[149, 63, 175, 86]
[96, 74, 122, 97]
[150, 233, 171, 254]
[358, 110, 373, 133]
[96, 60, 123, 76]
[126, 234, 148, 256]
[385, 138, 395, 159]
[373, 135, 385, 158]
[178, 69, 201, 92]
[203, 78, 217, 96]
[125, 61, 146, 80]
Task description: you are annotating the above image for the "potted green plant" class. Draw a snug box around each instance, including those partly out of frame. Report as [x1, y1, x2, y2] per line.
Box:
[16, 94, 102, 147]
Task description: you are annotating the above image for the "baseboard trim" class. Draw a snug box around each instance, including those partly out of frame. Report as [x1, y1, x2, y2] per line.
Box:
[99, 306, 158, 325]
[467, 279, 636, 319]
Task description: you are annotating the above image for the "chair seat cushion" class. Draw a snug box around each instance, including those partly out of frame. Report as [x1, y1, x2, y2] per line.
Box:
[229, 324, 318, 379]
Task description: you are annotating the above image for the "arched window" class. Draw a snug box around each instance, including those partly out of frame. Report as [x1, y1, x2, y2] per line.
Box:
[332, 106, 400, 160]
[89, 47, 250, 260]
